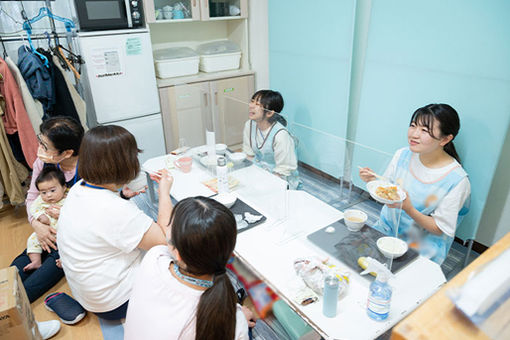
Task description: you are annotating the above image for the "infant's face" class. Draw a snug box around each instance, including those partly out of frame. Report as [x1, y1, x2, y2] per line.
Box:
[38, 178, 66, 204]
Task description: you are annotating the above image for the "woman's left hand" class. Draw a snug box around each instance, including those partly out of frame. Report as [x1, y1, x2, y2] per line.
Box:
[122, 185, 147, 199]
[387, 189, 412, 212]
[45, 205, 61, 219]
[241, 306, 257, 328]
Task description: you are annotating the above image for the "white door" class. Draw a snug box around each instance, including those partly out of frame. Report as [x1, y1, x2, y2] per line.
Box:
[112, 114, 166, 163]
[79, 31, 160, 123]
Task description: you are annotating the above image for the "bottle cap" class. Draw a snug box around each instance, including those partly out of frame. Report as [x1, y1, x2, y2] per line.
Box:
[217, 156, 226, 167]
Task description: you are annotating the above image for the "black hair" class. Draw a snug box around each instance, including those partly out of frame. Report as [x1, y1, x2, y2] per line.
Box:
[35, 167, 66, 191]
[252, 89, 287, 126]
[40, 116, 84, 156]
[410, 103, 461, 163]
[170, 196, 237, 340]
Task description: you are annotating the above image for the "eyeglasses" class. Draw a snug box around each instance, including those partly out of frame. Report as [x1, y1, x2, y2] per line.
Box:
[37, 134, 59, 153]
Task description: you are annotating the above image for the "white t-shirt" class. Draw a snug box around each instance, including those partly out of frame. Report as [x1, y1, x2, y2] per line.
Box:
[124, 245, 249, 340]
[384, 148, 471, 237]
[242, 120, 297, 176]
[57, 180, 153, 312]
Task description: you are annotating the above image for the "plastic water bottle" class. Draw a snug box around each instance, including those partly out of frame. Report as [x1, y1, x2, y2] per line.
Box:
[366, 273, 392, 321]
[322, 274, 339, 318]
[216, 156, 229, 193]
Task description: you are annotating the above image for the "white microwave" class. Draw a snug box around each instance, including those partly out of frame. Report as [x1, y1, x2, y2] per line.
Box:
[74, 0, 144, 31]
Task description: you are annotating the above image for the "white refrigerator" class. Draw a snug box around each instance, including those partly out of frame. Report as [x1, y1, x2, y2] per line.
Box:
[78, 29, 165, 163]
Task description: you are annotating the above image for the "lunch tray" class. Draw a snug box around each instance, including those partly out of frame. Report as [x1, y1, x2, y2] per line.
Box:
[192, 149, 252, 172]
[211, 195, 266, 233]
[307, 220, 419, 274]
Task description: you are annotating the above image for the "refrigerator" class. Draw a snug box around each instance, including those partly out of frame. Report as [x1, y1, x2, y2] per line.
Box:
[78, 28, 165, 163]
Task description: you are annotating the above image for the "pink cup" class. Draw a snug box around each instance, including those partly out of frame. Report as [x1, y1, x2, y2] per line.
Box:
[174, 156, 192, 173]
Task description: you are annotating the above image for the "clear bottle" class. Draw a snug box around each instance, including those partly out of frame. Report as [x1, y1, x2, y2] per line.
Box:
[322, 274, 339, 318]
[216, 156, 229, 194]
[366, 273, 392, 321]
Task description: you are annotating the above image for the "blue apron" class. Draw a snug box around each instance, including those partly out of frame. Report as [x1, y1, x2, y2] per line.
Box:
[249, 120, 302, 189]
[373, 148, 470, 264]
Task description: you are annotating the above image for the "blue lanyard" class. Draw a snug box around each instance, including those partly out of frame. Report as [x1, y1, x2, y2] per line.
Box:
[172, 263, 214, 288]
[57, 160, 79, 186]
[81, 181, 107, 190]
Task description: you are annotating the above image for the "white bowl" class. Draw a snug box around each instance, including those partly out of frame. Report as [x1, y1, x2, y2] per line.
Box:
[343, 209, 367, 232]
[366, 180, 406, 205]
[126, 172, 147, 192]
[200, 155, 219, 167]
[215, 143, 227, 154]
[213, 192, 237, 208]
[229, 152, 246, 164]
[377, 236, 408, 259]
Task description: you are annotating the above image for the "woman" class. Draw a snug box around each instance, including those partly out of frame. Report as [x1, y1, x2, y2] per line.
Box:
[359, 103, 470, 264]
[11, 116, 83, 302]
[57, 125, 172, 320]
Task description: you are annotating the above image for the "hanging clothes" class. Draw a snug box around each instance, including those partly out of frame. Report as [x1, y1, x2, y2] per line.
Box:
[5, 56, 44, 134]
[0, 94, 29, 205]
[0, 57, 38, 168]
[38, 49, 81, 123]
[17, 46, 55, 113]
[52, 55, 87, 131]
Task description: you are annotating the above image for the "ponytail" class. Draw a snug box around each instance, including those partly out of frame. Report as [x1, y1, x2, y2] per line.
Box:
[195, 271, 237, 340]
[269, 113, 288, 127]
[444, 141, 461, 164]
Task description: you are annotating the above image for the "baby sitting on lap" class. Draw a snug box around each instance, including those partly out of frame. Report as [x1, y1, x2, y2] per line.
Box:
[25, 167, 68, 272]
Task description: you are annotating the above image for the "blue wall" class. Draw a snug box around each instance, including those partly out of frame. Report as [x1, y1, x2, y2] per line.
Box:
[268, 0, 510, 241]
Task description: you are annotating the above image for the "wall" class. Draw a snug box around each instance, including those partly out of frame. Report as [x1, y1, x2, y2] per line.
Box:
[266, 0, 510, 245]
[248, 0, 269, 89]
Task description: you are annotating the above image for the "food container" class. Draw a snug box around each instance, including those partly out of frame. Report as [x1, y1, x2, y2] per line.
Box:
[196, 40, 241, 73]
[343, 209, 368, 232]
[153, 47, 199, 78]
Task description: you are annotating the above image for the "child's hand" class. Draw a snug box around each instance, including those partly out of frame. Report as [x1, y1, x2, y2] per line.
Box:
[241, 306, 256, 328]
[158, 169, 174, 196]
[38, 214, 51, 225]
[55, 259, 63, 268]
[45, 205, 61, 219]
[359, 167, 376, 182]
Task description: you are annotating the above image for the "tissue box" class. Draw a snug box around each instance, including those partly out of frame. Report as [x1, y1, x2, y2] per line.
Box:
[0, 267, 41, 340]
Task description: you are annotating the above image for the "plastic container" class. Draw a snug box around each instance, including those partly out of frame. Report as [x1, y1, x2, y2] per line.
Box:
[153, 47, 199, 78]
[322, 274, 339, 318]
[196, 40, 241, 73]
[216, 156, 229, 194]
[367, 273, 392, 321]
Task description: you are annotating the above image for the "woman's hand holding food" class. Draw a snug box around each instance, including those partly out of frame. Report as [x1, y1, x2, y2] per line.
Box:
[387, 189, 412, 212]
[32, 219, 57, 252]
[359, 167, 376, 182]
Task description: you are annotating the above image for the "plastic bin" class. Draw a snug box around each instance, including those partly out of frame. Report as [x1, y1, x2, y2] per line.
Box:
[196, 40, 241, 73]
[154, 47, 199, 78]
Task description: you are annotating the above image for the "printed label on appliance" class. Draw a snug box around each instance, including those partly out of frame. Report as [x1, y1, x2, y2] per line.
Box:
[91, 48, 124, 78]
[126, 37, 142, 55]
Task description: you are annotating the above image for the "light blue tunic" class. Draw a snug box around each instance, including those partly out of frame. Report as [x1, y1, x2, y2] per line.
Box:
[373, 148, 470, 264]
[249, 120, 302, 189]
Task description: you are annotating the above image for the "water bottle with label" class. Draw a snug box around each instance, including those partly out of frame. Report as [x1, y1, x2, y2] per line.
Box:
[366, 271, 392, 321]
[322, 274, 339, 318]
[216, 156, 229, 194]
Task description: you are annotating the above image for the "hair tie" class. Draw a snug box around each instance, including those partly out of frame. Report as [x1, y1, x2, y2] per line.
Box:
[215, 268, 226, 276]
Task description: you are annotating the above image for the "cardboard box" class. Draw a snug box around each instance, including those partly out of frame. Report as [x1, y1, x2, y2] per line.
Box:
[0, 267, 41, 340]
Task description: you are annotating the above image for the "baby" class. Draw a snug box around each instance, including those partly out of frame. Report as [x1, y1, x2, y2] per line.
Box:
[24, 167, 67, 271]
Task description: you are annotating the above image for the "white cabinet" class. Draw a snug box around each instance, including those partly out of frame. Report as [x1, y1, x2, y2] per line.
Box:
[144, 0, 247, 23]
[159, 75, 254, 152]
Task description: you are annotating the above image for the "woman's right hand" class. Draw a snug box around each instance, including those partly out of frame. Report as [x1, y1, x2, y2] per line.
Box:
[359, 167, 376, 183]
[158, 169, 174, 197]
[32, 219, 57, 252]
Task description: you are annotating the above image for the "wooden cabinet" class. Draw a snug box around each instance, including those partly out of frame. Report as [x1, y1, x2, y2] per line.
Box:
[144, 0, 247, 24]
[159, 75, 254, 152]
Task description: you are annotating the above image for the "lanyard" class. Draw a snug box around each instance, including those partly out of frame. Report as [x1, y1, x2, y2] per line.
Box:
[81, 181, 107, 190]
[172, 263, 213, 288]
[57, 160, 79, 186]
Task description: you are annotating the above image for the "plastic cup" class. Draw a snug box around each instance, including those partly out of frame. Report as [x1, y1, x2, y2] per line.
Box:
[174, 156, 192, 173]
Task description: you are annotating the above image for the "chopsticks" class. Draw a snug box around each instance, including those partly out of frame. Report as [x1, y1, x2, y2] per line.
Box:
[357, 166, 390, 182]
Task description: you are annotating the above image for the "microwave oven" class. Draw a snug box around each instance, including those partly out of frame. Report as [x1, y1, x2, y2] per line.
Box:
[74, 0, 144, 31]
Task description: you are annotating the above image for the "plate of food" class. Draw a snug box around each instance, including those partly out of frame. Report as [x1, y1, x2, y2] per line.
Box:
[366, 180, 406, 205]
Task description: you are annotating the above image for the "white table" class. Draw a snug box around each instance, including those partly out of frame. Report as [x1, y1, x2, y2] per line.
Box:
[143, 154, 446, 340]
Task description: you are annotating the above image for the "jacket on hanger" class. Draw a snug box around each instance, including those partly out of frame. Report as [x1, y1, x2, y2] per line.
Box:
[0, 94, 29, 205]
[17, 46, 55, 113]
[0, 57, 38, 168]
[5, 56, 44, 134]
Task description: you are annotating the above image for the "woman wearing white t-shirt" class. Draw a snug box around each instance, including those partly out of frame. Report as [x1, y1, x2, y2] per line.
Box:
[125, 196, 254, 340]
[57, 125, 173, 320]
[359, 104, 470, 264]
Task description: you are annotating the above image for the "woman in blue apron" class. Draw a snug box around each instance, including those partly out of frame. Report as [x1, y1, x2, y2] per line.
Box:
[360, 104, 470, 264]
[242, 90, 302, 189]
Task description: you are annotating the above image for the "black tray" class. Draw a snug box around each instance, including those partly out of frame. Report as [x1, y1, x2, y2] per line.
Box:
[211, 195, 266, 233]
[307, 220, 419, 274]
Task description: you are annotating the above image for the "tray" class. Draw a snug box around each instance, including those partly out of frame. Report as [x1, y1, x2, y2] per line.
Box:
[211, 195, 266, 233]
[307, 220, 419, 274]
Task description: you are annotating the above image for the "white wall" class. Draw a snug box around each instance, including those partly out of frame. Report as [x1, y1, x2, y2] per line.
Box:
[248, 0, 269, 89]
